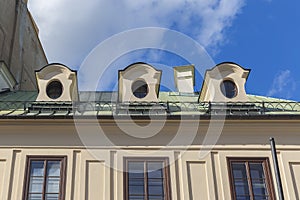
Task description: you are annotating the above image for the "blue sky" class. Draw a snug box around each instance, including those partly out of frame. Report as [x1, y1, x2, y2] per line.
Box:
[213, 0, 300, 101]
[28, 0, 300, 100]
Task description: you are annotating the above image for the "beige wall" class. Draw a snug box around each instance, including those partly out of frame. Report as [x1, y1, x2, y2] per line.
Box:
[0, 119, 300, 199]
[0, 0, 48, 91]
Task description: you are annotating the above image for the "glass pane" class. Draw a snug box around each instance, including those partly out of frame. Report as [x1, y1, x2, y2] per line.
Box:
[220, 80, 237, 98]
[232, 163, 247, 179]
[148, 178, 164, 197]
[252, 180, 267, 196]
[234, 180, 250, 196]
[29, 177, 44, 193]
[47, 161, 61, 176]
[148, 185, 163, 195]
[250, 163, 265, 179]
[148, 179, 163, 186]
[149, 196, 164, 200]
[254, 196, 268, 200]
[129, 172, 144, 179]
[45, 193, 59, 200]
[148, 162, 163, 178]
[46, 177, 60, 193]
[236, 196, 250, 200]
[30, 161, 44, 176]
[129, 195, 144, 200]
[129, 178, 144, 186]
[28, 193, 43, 200]
[128, 162, 144, 178]
[129, 185, 144, 195]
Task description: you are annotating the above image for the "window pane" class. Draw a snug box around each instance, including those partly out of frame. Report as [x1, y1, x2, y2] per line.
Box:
[28, 193, 43, 200]
[250, 163, 265, 179]
[129, 196, 145, 200]
[47, 161, 61, 176]
[45, 193, 59, 200]
[252, 180, 267, 196]
[30, 161, 44, 176]
[148, 178, 164, 196]
[149, 196, 164, 200]
[232, 163, 247, 179]
[128, 162, 144, 172]
[236, 196, 250, 200]
[128, 162, 144, 178]
[129, 185, 144, 195]
[148, 184, 164, 195]
[129, 172, 144, 179]
[148, 179, 164, 186]
[46, 177, 60, 193]
[129, 178, 144, 186]
[29, 177, 44, 193]
[254, 196, 268, 200]
[148, 162, 163, 178]
[234, 180, 250, 196]
[148, 162, 163, 172]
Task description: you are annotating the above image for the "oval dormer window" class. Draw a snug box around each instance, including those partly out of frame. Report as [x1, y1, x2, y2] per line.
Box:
[132, 79, 148, 99]
[46, 80, 63, 99]
[220, 80, 237, 99]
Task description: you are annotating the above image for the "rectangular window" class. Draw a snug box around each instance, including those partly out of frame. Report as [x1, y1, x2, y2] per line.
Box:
[23, 156, 67, 200]
[124, 158, 171, 200]
[227, 158, 275, 200]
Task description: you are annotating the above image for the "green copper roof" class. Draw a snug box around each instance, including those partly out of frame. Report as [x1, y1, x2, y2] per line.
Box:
[0, 91, 37, 101]
[0, 91, 299, 118]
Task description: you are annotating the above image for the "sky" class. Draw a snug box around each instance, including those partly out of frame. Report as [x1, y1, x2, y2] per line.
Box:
[28, 0, 300, 101]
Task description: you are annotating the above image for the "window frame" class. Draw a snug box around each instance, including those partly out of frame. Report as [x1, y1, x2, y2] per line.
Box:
[22, 156, 67, 200]
[124, 157, 171, 200]
[227, 157, 275, 200]
[220, 79, 238, 99]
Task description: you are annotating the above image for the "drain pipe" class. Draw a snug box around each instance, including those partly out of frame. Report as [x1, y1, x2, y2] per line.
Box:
[270, 137, 284, 200]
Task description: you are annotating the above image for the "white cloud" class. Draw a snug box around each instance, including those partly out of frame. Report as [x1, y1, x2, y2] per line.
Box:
[28, 0, 245, 91]
[28, 0, 245, 67]
[267, 70, 297, 99]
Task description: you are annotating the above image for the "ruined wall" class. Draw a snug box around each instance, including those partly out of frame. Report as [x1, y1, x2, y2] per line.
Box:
[0, 0, 48, 91]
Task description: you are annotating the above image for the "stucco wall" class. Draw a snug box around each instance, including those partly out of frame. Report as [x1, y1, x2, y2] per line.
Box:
[0, 0, 48, 91]
[0, 119, 300, 199]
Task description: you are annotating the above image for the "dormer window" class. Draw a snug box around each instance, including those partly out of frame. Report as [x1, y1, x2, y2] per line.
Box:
[220, 80, 237, 99]
[46, 80, 63, 99]
[199, 62, 250, 102]
[35, 64, 79, 102]
[118, 63, 161, 102]
[132, 79, 148, 99]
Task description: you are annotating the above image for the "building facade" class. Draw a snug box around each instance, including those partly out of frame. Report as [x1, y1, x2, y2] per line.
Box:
[1, 2, 300, 200]
[0, 62, 300, 200]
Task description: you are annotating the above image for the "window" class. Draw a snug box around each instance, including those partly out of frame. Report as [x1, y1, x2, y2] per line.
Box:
[46, 80, 63, 99]
[124, 158, 171, 200]
[23, 156, 67, 200]
[228, 158, 275, 200]
[220, 80, 237, 98]
[131, 79, 148, 99]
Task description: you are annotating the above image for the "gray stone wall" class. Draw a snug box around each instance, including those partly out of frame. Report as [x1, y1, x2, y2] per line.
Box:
[0, 0, 48, 91]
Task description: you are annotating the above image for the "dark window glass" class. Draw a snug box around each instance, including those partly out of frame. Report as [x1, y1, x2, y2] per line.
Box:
[24, 157, 66, 200]
[46, 81, 63, 99]
[125, 158, 170, 200]
[228, 158, 275, 200]
[220, 80, 237, 98]
[131, 80, 148, 99]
